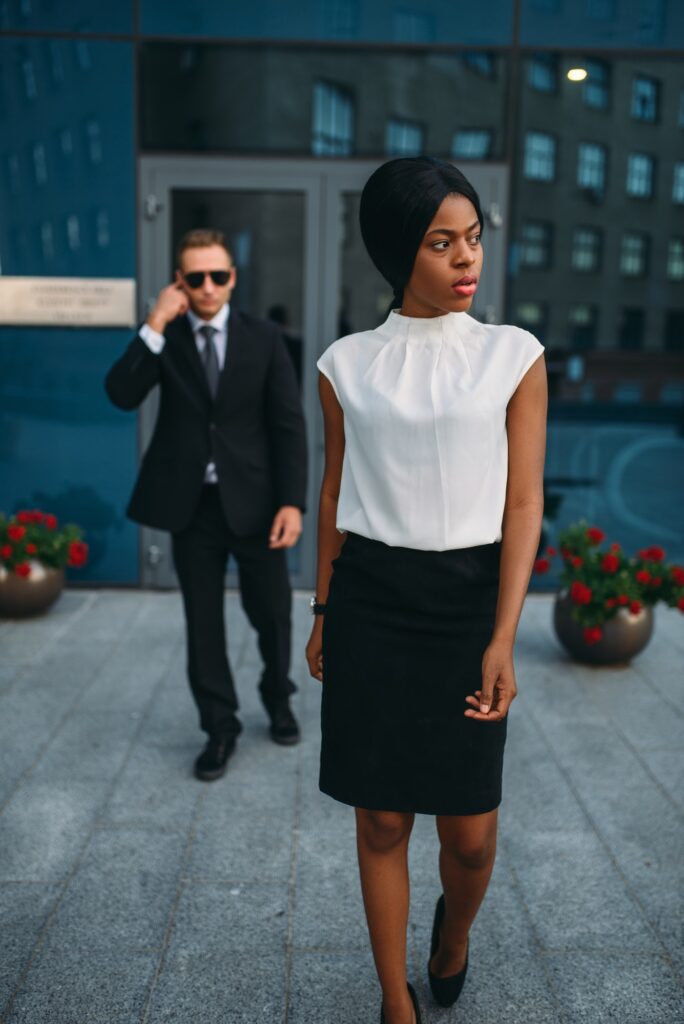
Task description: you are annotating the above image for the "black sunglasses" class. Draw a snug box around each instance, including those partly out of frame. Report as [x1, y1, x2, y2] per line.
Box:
[183, 269, 232, 289]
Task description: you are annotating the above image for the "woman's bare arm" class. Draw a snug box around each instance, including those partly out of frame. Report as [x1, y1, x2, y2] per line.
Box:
[305, 373, 347, 680]
[465, 352, 547, 719]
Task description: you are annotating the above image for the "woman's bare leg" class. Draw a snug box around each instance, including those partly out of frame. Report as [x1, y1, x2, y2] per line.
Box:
[430, 809, 498, 977]
[355, 808, 416, 1024]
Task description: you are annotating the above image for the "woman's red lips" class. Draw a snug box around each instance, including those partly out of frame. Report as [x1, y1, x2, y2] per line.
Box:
[452, 275, 478, 296]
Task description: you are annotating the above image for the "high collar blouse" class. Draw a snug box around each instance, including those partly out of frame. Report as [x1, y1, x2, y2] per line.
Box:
[316, 309, 545, 552]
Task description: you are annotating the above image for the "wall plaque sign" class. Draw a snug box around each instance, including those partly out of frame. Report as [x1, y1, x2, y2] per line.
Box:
[0, 277, 136, 327]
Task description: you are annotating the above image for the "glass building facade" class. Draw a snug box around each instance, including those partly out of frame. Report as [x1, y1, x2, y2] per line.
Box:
[1, 1, 683, 586]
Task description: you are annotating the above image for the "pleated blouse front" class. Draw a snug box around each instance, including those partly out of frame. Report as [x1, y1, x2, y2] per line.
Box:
[317, 308, 544, 552]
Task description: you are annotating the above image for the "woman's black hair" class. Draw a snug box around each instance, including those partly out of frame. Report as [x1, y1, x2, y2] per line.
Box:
[359, 157, 485, 309]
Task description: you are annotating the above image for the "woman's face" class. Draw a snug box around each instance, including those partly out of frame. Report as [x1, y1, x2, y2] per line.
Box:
[402, 193, 483, 317]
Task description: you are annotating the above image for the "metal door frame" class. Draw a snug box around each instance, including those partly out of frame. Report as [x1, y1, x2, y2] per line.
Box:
[138, 156, 509, 589]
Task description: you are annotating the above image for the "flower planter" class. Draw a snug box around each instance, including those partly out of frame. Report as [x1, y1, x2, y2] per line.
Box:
[553, 590, 654, 666]
[0, 561, 65, 618]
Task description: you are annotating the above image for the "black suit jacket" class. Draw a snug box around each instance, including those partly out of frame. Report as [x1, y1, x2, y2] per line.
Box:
[105, 310, 308, 536]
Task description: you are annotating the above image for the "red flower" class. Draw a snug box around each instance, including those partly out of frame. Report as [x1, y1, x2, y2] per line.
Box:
[534, 557, 550, 574]
[30, 510, 44, 523]
[44, 514, 58, 530]
[601, 554, 619, 573]
[0, 544, 12, 559]
[629, 600, 642, 615]
[671, 567, 684, 586]
[651, 576, 662, 587]
[7, 524, 26, 542]
[570, 581, 592, 605]
[14, 563, 31, 578]
[586, 527, 604, 544]
[67, 540, 88, 568]
[583, 626, 603, 645]
[647, 546, 665, 562]
[610, 542, 621, 552]
[572, 556, 583, 568]
[678, 598, 684, 613]
[560, 547, 573, 559]
[16, 510, 32, 524]
[617, 594, 629, 606]
[25, 543, 37, 555]
[605, 597, 617, 608]
[635, 570, 651, 584]
[546, 546, 557, 556]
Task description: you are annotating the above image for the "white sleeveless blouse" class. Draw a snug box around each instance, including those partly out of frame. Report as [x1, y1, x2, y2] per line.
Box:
[317, 309, 544, 552]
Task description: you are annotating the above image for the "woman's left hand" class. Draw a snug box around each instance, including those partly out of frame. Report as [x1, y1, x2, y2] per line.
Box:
[464, 639, 517, 721]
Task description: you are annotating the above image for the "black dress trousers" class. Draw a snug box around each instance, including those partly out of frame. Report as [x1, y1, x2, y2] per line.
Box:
[171, 485, 295, 739]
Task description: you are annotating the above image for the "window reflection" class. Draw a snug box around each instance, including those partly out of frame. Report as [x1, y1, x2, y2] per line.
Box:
[139, 44, 507, 160]
[631, 75, 659, 122]
[385, 118, 424, 157]
[626, 153, 655, 198]
[667, 239, 684, 280]
[673, 164, 684, 204]
[619, 232, 648, 277]
[511, 50, 684, 382]
[523, 131, 556, 181]
[582, 59, 610, 109]
[312, 82, 355, 156]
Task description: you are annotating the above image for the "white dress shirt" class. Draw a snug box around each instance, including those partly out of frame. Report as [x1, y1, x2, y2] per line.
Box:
[317, 308, 545, 551]
[139, 303, 230, 483]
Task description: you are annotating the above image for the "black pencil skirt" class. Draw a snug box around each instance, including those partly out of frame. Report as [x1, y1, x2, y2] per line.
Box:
[319, 531, 507, 816]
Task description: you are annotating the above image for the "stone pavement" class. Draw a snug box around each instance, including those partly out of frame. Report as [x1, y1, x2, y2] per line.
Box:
[0, 590, 683, 1024]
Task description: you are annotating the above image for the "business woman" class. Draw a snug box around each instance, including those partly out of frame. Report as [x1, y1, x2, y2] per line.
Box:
[305, 157, 547, 1024]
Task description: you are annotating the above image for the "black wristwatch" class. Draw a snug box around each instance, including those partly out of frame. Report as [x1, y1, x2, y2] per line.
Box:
[310, 596, 327, 616]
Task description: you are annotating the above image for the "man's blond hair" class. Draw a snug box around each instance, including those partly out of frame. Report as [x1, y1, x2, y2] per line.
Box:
[176, 228, 233, 267]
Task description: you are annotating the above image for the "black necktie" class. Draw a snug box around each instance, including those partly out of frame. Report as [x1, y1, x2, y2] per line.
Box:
[199, 325, 219, 399]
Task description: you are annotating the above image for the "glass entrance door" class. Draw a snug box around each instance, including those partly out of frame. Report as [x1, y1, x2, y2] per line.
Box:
[138, 157, 508, 588]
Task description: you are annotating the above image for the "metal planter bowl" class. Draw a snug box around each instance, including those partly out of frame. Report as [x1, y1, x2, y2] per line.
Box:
[0, 561, 65, 618]
[553, 590, 654, 666]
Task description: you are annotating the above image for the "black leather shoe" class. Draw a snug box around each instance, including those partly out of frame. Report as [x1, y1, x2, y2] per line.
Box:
[380, 982, 422, 1024]
[428, 894, 469, 1007]
[193, 734, 237, 781]
[266, 701, 301, 746]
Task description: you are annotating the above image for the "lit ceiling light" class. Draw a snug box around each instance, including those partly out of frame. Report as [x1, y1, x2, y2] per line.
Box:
[567, 67, 588, 82]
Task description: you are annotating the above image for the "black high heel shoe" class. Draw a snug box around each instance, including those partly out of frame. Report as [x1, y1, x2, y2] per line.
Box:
[427, 894, 469, 1007]
[379, 981, 422, 1023]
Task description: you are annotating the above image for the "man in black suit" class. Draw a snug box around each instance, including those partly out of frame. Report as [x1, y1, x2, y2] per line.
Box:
[106, 228, 307, 781]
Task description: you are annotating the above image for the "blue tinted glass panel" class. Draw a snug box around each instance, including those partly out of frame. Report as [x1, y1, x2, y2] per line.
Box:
[530, 414, 684, 594]
[0, 38, 137, 583]
[0, 329, 139, 584]
[0, 38, 135, 277]
[0, 1, 133, 33]
[520, 0, 684, 47]
[140, 0, 514, 45]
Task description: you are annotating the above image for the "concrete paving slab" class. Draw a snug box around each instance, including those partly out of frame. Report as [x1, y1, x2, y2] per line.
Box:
[0, 882, 62, 1013]
[0, 779, 110, 882]
[101, 741, 202, 829]
[0, 590, 681, 1024]
[545, 951, 684, 1024]
[4, 949, 158, 1024]
[40, 827, 187, 954]
[164, 881, 289, 957]
[145, 952, 287, 1024]
[187, 812, 294, 884]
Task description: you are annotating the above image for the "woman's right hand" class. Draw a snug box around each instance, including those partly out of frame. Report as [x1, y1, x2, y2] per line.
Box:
[305, 619, 324, 682]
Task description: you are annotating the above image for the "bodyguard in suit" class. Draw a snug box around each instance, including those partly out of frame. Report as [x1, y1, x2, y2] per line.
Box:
[106, 228, 308, 780]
